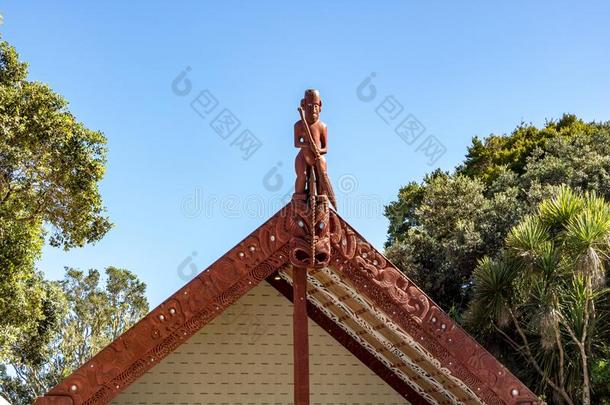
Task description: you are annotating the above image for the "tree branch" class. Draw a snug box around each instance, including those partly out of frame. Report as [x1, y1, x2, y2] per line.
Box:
[492, 323, 521, 352]
[553, 320, 566, 388]
[509, 309, 574, 405]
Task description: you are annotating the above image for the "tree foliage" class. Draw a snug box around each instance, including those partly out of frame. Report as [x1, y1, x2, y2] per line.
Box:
[0, 37, 111, 361]
[0, 267, 148, 404]
[386, 115, 610, 403]
[458, 114, 601, 186]
[385, 115, 610, 402]
[385, 171, 522, 311]
[385, 115, 610, 314]
[0, 37, 111, 249]
[466, 187, 610, 405]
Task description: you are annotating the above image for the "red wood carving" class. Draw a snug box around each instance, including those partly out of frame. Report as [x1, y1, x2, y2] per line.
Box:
[35, 202, 543, 405]
[34, 89, 543, 405]
[36, 208, 296, 404]
[288, 194, 331, 269]
[328, 209, 544, 405]
[33, 397, 73, 405]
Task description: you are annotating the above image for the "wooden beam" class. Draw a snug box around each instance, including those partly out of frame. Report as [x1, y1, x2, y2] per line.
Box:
[268, 273, 431, 404]
[292, 266, 310, 405]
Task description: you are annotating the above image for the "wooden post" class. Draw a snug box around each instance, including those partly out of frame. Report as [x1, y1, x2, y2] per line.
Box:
[293, 266, 310, 405]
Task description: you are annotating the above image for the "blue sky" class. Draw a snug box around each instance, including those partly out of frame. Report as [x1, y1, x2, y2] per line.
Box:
[2, 1, 609, 307]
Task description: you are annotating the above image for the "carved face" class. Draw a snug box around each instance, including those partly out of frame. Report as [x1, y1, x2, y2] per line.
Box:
[287, 194, 331, 269]
[290, 238, 331, 269]
[301, 90, 322, 124]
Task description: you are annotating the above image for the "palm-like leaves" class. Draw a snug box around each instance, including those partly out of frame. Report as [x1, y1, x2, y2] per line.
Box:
[538, 185, 584, 231]
[468, 186, 610, 404]
[565, 194, 610, 287]
[469, 257, 517, 328]
[507, 215, 549, 263]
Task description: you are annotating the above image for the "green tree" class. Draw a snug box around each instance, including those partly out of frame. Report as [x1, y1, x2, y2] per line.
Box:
[466, 187, 610, 405]
[385, 171, 523, 312]
[385, 115, 610, 314]
[458, 114, 601, 186]
[0, 267, 148, 404]
[592, 357, 610, 405]
[0, 37, 111, 358]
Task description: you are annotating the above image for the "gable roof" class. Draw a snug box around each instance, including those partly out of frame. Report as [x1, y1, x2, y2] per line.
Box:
[35, 205, 542, 405]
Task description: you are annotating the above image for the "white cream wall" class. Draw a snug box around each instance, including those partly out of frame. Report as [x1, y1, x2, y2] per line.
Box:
[111, 281, 408, 405]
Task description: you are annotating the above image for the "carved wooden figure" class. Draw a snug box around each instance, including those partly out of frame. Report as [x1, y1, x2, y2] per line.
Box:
[292, 89, 335, 405]
[294, 89, 336, 208]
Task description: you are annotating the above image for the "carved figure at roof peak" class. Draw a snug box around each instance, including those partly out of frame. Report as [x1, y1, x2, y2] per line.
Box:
[294, 89, 336, 209]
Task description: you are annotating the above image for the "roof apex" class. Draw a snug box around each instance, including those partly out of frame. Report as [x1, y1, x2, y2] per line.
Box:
[37, 202, 542, 405]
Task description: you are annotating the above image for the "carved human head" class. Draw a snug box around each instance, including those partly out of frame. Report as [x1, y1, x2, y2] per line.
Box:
[301, 89, 322, 123]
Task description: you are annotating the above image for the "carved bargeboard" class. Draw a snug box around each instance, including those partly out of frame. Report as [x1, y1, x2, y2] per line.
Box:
[35, 203, 542, 405]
